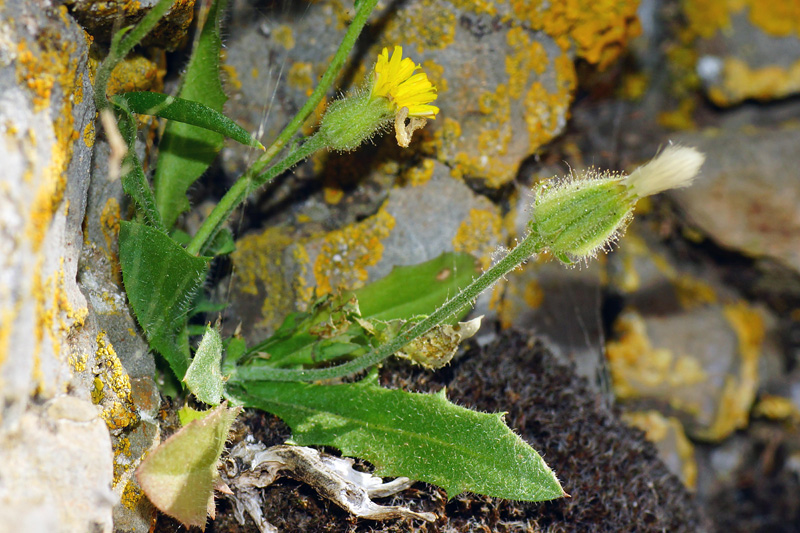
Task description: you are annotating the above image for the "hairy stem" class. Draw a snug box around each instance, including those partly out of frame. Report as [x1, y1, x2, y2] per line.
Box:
[186, 133, 326, 256]
[231, 233, 542, 383]
[249, 0, 380, 175]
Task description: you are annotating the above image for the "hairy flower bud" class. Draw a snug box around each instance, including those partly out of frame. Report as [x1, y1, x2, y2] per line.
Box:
[318, 46, 438, 152]
[528, 145, 705, 263]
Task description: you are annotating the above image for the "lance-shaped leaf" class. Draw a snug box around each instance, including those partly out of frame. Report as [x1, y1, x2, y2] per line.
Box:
[230, 380, 565, 502]
[137, 403, 240, 529]
[114, 92, 263, 149]
[119, 221, 210, 379]
[153, 0, 235, 229]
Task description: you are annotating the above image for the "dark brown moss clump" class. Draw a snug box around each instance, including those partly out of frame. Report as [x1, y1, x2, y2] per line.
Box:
[199, 330, 707, 532]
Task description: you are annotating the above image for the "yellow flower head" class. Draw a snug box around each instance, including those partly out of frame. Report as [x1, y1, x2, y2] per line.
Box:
[371, 46, 438, 119]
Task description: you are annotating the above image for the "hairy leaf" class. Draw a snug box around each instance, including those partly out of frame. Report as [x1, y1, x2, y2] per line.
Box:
[119, 221, 209, 379]
[184, 325, 224, 405]
[114, 92, 263, 149]
[137, 402, 240, 528]
[231, 380, 565, 501]
[154, 0, 234, 229]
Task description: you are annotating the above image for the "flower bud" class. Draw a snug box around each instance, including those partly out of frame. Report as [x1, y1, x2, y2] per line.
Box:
[529, 174, 632, 263]
[528, 145, 705, 263]
[318, 91, 393, 152]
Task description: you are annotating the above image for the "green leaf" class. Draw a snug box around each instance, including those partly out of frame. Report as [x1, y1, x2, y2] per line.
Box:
[119, 221, 210, 379]
[136, 402, 240, 528]
[154, 0, 233, 229]
[231, 380, 565, 501]
[114, 92, 263, 149]
[112, 104, 166, 231]
[349, 252, 479, 321]
[184, 325, 224, 405]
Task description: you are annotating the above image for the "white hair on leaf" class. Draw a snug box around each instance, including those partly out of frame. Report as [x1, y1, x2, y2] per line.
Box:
[625, 145, 705, 198]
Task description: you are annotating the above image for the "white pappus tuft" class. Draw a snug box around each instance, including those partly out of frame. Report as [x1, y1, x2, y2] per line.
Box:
[625, 145, 705, 199]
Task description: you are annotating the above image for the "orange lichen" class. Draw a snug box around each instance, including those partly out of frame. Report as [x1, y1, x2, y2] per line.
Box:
[515, 0, 641, 69]
[421, 60, 448, 94]
[402, 158, 436, 187]
[623, 410, 697, 490]
[312, 205, 396, 295]
[105, 54, 161, 96]
[221, 64, 242, 91]
[523, 279, 544, 309]
[120, 479, 144, 510]
[606, 311, 708, 401]
[753, 394, 800, 422]
[272, 24, 295, 50]
[384, 0, 456, 51]
[94, 331, 137, 431]
[745, 0, 800, 37]
[505, 27, 548, 99]
[708, 57, 800, 106]
[693, 302, 762, 440]
[287, 61, 314, 93]
[452, 208, 503, 270]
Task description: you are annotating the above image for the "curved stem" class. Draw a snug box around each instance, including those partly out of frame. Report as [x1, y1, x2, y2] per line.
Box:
[187, 134, 325, 256]
[231, 232, 542, 383]
[250, 0, 380, 176]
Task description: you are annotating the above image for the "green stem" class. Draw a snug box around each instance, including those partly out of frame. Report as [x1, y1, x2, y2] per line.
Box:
[249, 0, 380, 176]
[94, 0, 176, 110]
[231, 232, 543, 383]
[186, 134, 326, 256]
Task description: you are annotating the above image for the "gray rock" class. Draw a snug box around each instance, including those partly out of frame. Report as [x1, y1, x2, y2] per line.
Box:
[226, 159, 503, 344]
[688, 3, 800, 105]
[670, 126, 800, 275]
[0, 2, 117, 531]
[221, 0, 579, 187]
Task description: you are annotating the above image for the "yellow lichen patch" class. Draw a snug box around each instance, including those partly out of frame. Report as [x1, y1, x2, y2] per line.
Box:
[505, 27, 549, 99]
[83, 120, 95, 148]
[421, 60, 448, 94]
[105, 55, 161, 96]
[221, 64, 242, 91]
[744, 0, 800, 38]
[753, 394, 800, 422]
[231, 227, 311, 329]
[709, 57, 800, 106]
[515, 0, 641, 69]
[384, 0, 456, 51]
[288, 61, 314, 93]
[692, 302, 763, 440]
[120, 479, 144, 511]
[673, 274, 718, 308]
[402, 158, 436, 187]
[623, 410, 698, 490]
[523, 278, 544, 309]
[682, 0, 736, 39]
[68, 351, 89, 373]
[323, 186, 344, 205]
[313, 206, 396, 295]
[606, 311, 708, 400]
[478, 83, 511, 123]
[523, 81, 571, 153]
[100, 197, 121, 255]
[272, 24, 295, 50]
[94, 331, 137, 431]
[452, 208, 503, 270]
[449, 0, 498, 15]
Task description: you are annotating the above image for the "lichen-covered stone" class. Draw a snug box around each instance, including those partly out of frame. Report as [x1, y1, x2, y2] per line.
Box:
[65, 0, 195, 50]
[669, 126, 800, 275]
[225, 160, 502, 344]
[684, 0, 800, 105]
[221, 0, 639, 187]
